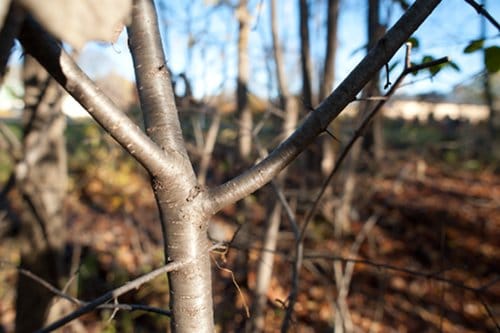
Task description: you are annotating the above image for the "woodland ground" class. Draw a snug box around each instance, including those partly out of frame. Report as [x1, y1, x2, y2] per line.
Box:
[0, 118, 498, 332]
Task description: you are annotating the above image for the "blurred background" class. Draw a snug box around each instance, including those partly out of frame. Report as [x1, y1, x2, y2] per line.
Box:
[0, 0, 499, 332]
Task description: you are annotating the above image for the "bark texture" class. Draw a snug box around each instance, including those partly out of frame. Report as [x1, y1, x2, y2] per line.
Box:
[127, 1, 214, 332]
[16, 1, 442, 331]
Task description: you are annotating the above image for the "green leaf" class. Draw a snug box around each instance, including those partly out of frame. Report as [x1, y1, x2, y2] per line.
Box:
[407, 37, 419, 49]
[422, 55, 434, 65]
[463, 39, 484, 54]
[485, 46, 500, 73]
[419, 55, 460, 76]
[447, 61, 460, 72]
[429, 65, 441, 76]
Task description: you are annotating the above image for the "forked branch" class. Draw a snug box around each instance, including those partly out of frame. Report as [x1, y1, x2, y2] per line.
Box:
[18, 19, 180, 181]
[206, 0, 443, 214]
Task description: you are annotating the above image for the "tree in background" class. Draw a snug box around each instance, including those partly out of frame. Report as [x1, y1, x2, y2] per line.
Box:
[248, 1, 299, 331]
[364, 0, 386, 162]
[13, 55, 67, 333]
[298, 0, 314, 109]
[236, 0, 252, 160]
[480, 0, 498, 141]
[319, 0, 341, 176]
[335, 0, 386, 237]
[2, 0, 494, 331]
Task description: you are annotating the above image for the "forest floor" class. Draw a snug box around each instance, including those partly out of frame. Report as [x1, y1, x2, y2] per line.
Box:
[0, 133, 499, 332]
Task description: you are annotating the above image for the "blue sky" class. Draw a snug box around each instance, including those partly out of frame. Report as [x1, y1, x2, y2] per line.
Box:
[15, 0, 500, 101]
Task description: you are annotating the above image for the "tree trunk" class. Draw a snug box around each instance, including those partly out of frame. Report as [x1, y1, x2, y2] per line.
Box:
[334, 0, 383, 243]
[320, 0, 341, 176]
[270, 0, 289, 108]
[14, 55, 67, 333]
[481, 0, 497, 144]
[127, 1, 215, 331]
[248, 4, 300, 329]
[17, 1, 443, 330]
[237, 0, 252, 159]
[249, 96, 298, 332]
[299, 0, 313, 108]
[319, 0, 340, 102]
[363, 0, 385, 163]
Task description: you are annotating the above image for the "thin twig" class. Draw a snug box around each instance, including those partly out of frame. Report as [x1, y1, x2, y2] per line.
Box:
[299, 54, 449, 244]
[254, 136, 300, 238]
[212, 256, 250, 318]
[281, 46, 449, 331]
[0, 260, 81, 305]
[270, 180, 300, 238]
[0, 260, 174, 317]
[36, 260, 189, 333]
[463, 0, 500, 31]
[478, 294, 500, 331]
[207, 0, 443, 214]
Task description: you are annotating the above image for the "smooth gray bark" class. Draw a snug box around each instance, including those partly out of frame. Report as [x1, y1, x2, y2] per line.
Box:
[127, 1, 214, 332]
[208, 0, 443, 212]
[17, 0, 442, 331]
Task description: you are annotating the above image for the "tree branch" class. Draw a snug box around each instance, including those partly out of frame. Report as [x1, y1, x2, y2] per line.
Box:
[0, 2, 24, 82]
[18, 18, 180, 180]
[281, 46, 449, 331]
[298, 55, 450, 243]
[127, 0, 192, 169]
[463, 0, 500, 31]
[206, 0, 442, 214]
[37, 259, 188, 333]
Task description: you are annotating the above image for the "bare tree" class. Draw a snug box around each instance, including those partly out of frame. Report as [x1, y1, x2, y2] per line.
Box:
[13, 0, 443, 331]
[299, 0, 314, 108]
[236, 0, 253, 159]
[249, 4, 299, 329]
[13, 55, 67, 333]
[365, 0, 386, 162]
[319, 0, 341, 175]
[319, 0, 340, 102]
[335, 0, 385, 236]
